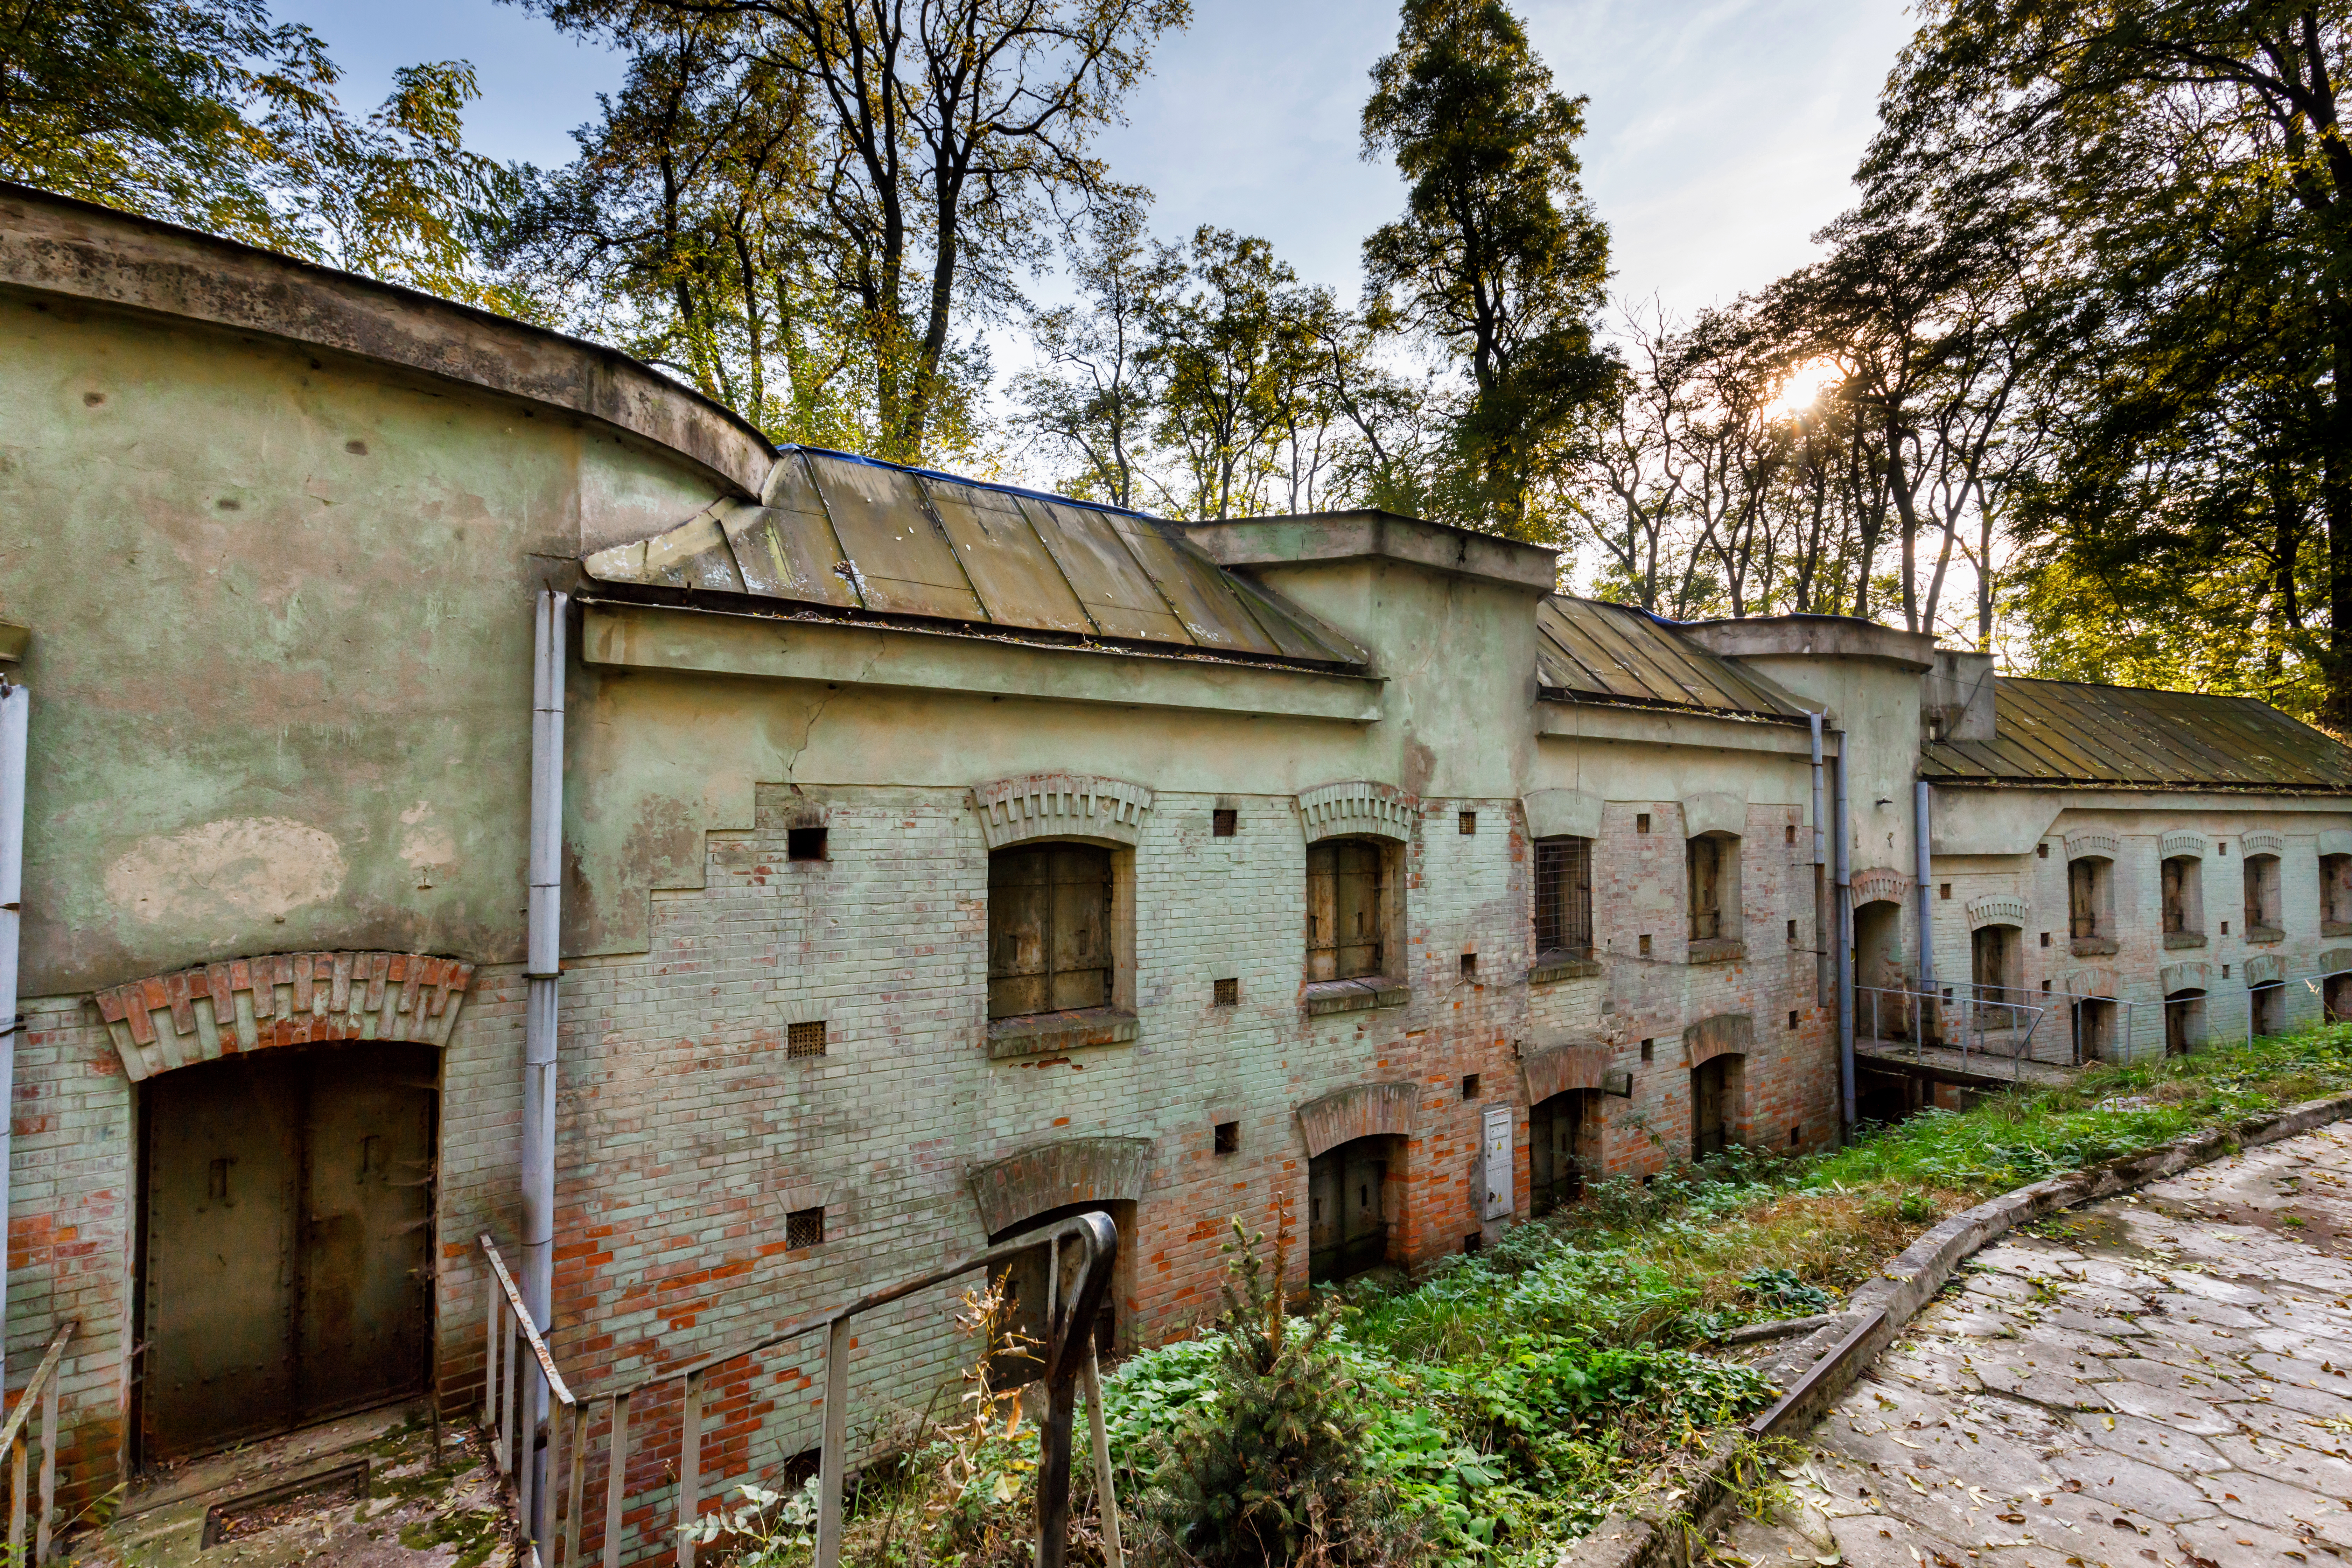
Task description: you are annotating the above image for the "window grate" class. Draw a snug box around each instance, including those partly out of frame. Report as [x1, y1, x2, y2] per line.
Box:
[1458, 810, 1477, 835]
[1213, 977, 1238, 1006]
[1212, 808, 1237, 838]
[1534, 836, 1593, 959]
[787, 1020, 827, 1058]
[785, 1207, 824, 1250]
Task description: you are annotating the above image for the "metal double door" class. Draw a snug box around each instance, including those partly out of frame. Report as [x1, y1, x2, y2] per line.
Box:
[141, 1043, 437, 1461]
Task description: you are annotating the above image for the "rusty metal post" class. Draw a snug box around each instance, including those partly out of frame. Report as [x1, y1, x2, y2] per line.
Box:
[8, 1435, 22, 1563]
[1035, 1212, 1116, 1568]
[1082, 1348, 1122, 1568]
[816, 1316, 852, 1568]
[34, 1372, 55, 1564]
[602, 1393, 629, 1568]
[677, 1370, 702, 1568]
[563, 1399, 586, 1568]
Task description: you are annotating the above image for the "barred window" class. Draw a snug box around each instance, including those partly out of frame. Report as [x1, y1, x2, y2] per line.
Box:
[786, 1020, 827, 1058]
[785, 1206, 824, 1250]
[1534, 836, 1593, 959]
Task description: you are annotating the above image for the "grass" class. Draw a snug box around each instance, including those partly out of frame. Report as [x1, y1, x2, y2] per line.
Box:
[703, 1025, 2352, 1566]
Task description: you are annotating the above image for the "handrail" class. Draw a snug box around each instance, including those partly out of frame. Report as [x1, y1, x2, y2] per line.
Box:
[1855, 985, 2050, 1079]
[477, 1209, 1121, 1568]
[2, 1320, 75, 1564]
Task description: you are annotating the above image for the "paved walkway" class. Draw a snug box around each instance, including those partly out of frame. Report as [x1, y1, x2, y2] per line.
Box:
[1720, 1122, 2352, 1568]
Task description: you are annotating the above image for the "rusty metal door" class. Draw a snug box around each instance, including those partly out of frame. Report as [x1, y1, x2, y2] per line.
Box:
[142, 1043, 436, 1461]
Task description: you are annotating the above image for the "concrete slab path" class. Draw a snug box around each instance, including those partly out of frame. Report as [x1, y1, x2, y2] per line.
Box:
[1719, 1122, 2352, 1568]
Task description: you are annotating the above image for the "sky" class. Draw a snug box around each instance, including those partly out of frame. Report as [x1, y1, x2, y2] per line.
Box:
[276, 0, 1918, 323]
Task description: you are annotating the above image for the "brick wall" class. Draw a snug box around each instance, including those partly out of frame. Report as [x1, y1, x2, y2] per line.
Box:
[531, 782, 1837, 1558]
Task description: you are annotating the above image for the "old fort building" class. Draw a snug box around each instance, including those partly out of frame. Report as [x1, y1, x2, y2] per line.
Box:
[5, 183, 2352, 1557]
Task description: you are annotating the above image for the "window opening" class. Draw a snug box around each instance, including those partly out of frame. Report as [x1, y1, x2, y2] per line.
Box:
[1213, 977, 1239, 1007]
[787, 826, 827, 861]
[785, 1207, 825, 1250]
[1459, 952, 1477, 979]
[1688, 834, 1731, 940]
[1212, 808, 1238, 838]
[1636, 812, 1651, 834]
[786, 1021, 826, 1058]
[1534, 836, 1594, 960]
[988, 842, 1114, 1019]
[1458, 810, 1477, 835]
[2245, 854, 2283, 934]
[1460, 1073, 1480, 1101]
[1306, 837, 1387, 981]
[1214, 1121, 1239, 1154]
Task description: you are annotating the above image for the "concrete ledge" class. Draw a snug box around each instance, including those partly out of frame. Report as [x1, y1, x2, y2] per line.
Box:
[2163, 931, 2208, 950]
[1529, 956, 1605, 985]
[1302, 978, 1409, 1016]
[984, 1007, 1138, 1060]
[1562, 1086, 2352, 1568]
[1687, 939, 1746, 967]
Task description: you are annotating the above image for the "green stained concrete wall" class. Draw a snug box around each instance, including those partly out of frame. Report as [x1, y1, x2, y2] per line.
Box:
[0, 292, 728, 992]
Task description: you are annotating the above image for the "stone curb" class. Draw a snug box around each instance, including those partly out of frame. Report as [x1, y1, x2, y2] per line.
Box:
[1555, 1088, 2352, 1568]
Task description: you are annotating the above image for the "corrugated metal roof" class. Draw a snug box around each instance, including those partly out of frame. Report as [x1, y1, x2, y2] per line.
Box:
[1537, 597, 1810, 721]
[1923, 677, 2352, 791]
[584, 447, 1371, 669]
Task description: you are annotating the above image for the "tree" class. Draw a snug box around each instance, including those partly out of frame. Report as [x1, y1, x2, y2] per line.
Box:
[520, 0, 1190, 463]
[1360, 0, 1619, 541]
[1867, 0, 2352, 720]
[1, 0, 524, 310]
[1010, 203, 1178, 506]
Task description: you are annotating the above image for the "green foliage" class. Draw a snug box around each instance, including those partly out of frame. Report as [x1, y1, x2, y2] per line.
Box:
[1738, 1267, 1832, 1315]
[1361, 0, 1619, 541]
[0, 0, 529, 313]
[1138, 1222, 1400, 1566]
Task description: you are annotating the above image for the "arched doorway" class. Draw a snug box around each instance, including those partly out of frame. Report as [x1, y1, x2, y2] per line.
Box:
[1308, 1136, 1398, 1282]
[1692, 1055, 1741, 1159]
[1528, 1090, 1595, 1215]
[2164, 989, 2207, 1056]
[139, 1041, 438, 1461]
[987, 1200, 1130, 1386]
[1853, 900, 1906, 1037]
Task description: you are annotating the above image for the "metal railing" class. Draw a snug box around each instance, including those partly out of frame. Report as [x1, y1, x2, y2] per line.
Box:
[479, 1210, 1121, 1568]
[2, 1321, 75, 1564]
[1855, 985, 2052, 1079]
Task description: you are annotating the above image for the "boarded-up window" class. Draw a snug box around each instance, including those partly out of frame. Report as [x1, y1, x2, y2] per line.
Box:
[1688, 835, 1731, 941]
[1534, 836, 1593, 959]
[1307, 837, 1387, 981]
[2245, 854, 2282, 931]
[988, 843, 1113, 1018]
[2161, 856, 2198, 934]
[2324, 854, 2352, 926]
[2068, 859, 2105, 939]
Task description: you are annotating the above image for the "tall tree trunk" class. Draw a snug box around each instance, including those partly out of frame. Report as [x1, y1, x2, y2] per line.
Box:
[2326, 297, 2352, 730]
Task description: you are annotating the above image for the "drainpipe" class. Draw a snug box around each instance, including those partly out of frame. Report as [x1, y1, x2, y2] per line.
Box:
[0, 676, 25, 1388]
[1833, 733, 1855, 1140]
[1914, 781, 1936, 1010]
[1810, 714, 1827, 1008]
[523, 589, 566, 1532]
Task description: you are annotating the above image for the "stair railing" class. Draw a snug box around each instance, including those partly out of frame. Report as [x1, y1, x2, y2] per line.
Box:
[478, 1208, 1119, 1568]
[1, 1320, 76, 1563]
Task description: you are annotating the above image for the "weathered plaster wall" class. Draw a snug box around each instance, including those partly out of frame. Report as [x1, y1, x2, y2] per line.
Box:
[0, 290, 728, 992]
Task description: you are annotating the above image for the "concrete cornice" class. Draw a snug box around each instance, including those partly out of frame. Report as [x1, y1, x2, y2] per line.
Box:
[0, 181, 774, 497]
[1681, 614, 1935, 673]
[1180, 511, 1559, 593]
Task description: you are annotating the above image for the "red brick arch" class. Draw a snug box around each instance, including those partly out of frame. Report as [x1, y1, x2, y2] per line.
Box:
[92, 950, 474, 1082]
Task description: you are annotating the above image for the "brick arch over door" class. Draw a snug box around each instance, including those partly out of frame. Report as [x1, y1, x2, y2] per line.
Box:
[1684, 1013, 1754, 1069]
[966, 1136, 1154, 1237]
[971, 774, 1155, 850]
[1850, 867, 1909, 909]
[92, 951, 474, 1081]
[1522, 1043, 1611, 1106]
[1295, 782, 1416, 845]
[1295, 1082, 1418, 1158]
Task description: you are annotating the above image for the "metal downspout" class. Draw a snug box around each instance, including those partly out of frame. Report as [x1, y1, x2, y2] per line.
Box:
[1810, 715, 1827, 1008]
[1833, 732, 1855, 1139]
[524, 589, 567, 1537]
[1914, 780, 1936, 1014]
[0, 677, 25, 1388]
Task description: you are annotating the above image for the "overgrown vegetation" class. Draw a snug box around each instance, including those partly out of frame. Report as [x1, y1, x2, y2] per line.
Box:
[690, 1024, 2352, 1567]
